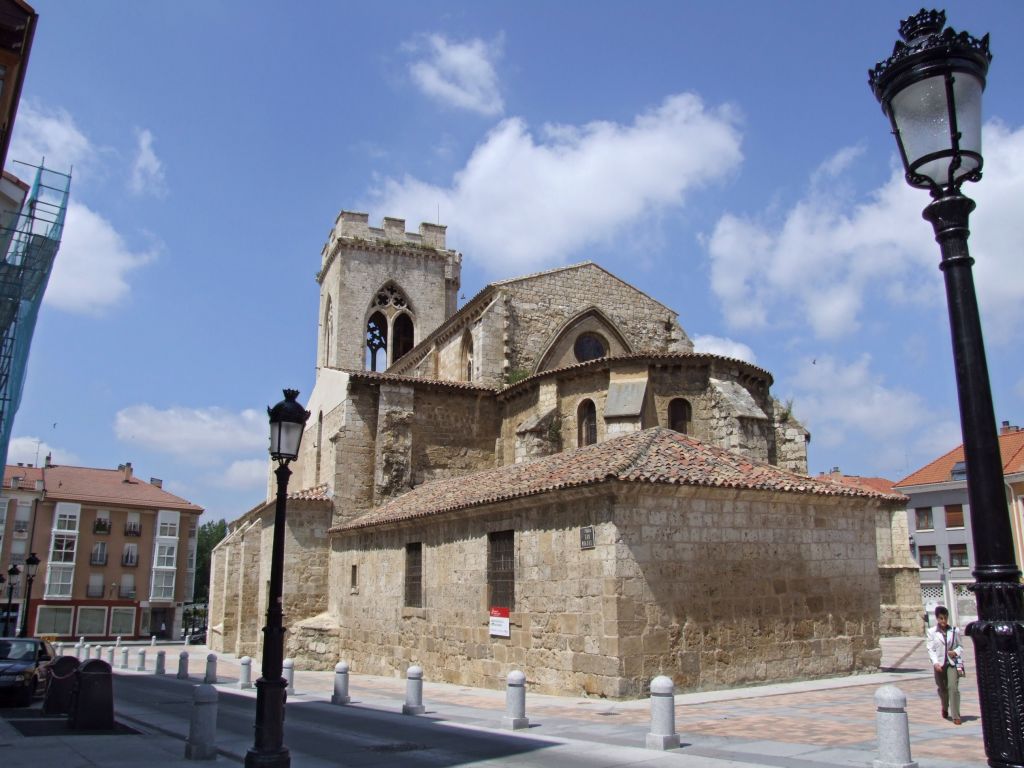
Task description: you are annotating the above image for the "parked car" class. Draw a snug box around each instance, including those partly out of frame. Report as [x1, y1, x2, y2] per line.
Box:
[186, 627, 208, 645]
[0, 637, 56, 705]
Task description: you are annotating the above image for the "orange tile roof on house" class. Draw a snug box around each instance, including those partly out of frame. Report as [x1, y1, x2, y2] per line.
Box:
[816, 470, 906, 500]
[3, 464, 43, 490]
[895, 427, 1024, 488]
[40, 464, 203, 512]
[332, 427, 900, 533]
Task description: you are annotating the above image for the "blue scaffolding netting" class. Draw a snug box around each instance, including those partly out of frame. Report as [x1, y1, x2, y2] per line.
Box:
[0, 163, 71, 470]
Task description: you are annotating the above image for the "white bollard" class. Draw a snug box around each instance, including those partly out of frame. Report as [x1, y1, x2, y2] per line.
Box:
[155, 650, 166, 675]
[56, 642, 64, 656]
[105, 646, 114, 666]
[283, 658, 295, 696]
[331, 661, 350, 705]
[79, 636, 85, 645]
[177, 651, 190, 680]
[150, 635, 156, 647]
[93, 645, 103, 659]
[646, 676, 680, 750]
[185, 684, 218, 760]
[402, 665, 425, 715]
[74, 642, 83, 659]
[502, 670, 529, 730]
[120, 647, 129, 670]
[204, 653, 217, 684]
[239, 656, 253, 689]
[115, 636, 122, 648]
[874, 686, 918, 768]
[136, 649, 147, 672]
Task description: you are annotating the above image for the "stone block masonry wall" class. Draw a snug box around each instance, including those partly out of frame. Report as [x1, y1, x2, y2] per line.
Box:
[282, 501, 333, 629]
[876, 507, 922, 636]
[208, 538, 229, 653]
[409, 387, 500, 486]
[236, 521, 263, 657]
[374, 384, 415, 501]
[332, 385, 379, 525]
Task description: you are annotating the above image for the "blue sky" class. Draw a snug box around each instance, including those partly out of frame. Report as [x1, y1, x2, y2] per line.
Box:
[6, 1, 1023, 524]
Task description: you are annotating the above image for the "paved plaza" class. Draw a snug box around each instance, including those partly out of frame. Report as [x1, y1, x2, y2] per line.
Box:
[0, 635, 982, 767]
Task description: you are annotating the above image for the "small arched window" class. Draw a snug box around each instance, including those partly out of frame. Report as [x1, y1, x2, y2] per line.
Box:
[461, 331, 474, 381]
[668, 398, 691, 434]
[578, 399, 597, 447]
[574, 332, 607, 363]
[393, 313, 415, 362]
[323, 297, 333, 367]
[366, 311, 388, 371]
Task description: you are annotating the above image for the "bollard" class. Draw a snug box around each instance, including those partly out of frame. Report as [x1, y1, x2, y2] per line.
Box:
[185, 684, 218, 760]
[94, 645, 103, 660]
[331, 661, 350, 705]
[74, 643, 83, 659]
[239, 656, 253, 689]
[402, 665, 425, 715]
[79, 636, 85, 645]
[204, 653, 217, 684]
[56, 642, 64, 657]
[873, 686, 918, 768]
[156, 650, 166, 675]
[502, 670, 529, 730]
[120, 647, 129, 670]
[177, 651, 190, 680]
[136, 648, 147, 672]
[646, 676, 680, 750]
[105, 646, 114, 666]
[150, 635, 156, 647]
[115, 636, 122, 648]
[283, 658, 295, 696]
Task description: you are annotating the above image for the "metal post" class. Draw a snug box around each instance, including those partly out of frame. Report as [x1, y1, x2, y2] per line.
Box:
[3, 582, 14, 636]
[18, 571, 35, 637]
[245, 462, 291, 768]
[921, 192, 1024, 768]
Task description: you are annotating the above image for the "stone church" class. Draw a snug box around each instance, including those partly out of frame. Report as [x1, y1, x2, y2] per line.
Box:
[209, 211, 919, 698]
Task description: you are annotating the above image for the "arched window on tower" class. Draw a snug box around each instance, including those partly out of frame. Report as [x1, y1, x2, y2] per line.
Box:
[393, 312, 415, 362]
[366, 311, 388, 371]
[668, 398, 692, 434]
[323, 297, 333, 367]
[578, 399, 597, 447]
[461, 331, 474, 381]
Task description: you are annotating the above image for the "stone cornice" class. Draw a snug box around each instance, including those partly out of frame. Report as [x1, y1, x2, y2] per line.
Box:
[316, 237, 460, 285]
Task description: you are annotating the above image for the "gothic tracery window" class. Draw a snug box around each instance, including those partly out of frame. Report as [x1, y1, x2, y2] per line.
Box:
[366, 311, 388, 371]
[364, 283, 416, 371]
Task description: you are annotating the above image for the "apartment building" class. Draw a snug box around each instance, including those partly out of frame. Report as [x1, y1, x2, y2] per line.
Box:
[0, 459, 203, 640]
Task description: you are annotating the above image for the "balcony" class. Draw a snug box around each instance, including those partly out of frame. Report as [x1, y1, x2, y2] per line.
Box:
[90, 553, 108, 566]
[121, 555, 139, 567]
[124, 523, 141, 537]
[93, 519, 111, 535]
[119, 586, 136, 599]
[86, 585, 104, 598]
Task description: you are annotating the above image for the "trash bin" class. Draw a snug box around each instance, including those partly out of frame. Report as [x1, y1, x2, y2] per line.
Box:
[43, 655, 80, 715]
[68, 658, 114, 730]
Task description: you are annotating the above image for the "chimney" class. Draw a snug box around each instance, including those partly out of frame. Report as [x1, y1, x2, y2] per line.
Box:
[123, 462, 133, 482]
[831, 466, 841, 476]
[150, 477, 162, 489]
[1000, 421, 1020, 435]
[44, 453, 52, 468]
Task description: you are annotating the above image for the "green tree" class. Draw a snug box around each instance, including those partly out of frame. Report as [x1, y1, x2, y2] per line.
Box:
[193, 518, 228, 603]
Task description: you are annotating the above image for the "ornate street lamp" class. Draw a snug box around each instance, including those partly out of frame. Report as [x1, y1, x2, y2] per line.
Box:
[4, 564, 20, 636]
[245, 389, 309, 768]
[870, 10, 1023, 767]
[19, 552, 39, 637]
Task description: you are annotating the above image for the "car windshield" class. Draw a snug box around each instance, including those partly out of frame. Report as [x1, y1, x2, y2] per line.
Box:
[0, 639, 36, 661]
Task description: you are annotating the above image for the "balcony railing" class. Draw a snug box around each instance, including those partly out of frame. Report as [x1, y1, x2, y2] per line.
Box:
[86, 585, 104, 598]
[119, 586, 136, 599]
[124, 523, 141, 537]
[93, 519, 111, 534]
[121, 555, 139, 567]
[90, 553, 108, 565]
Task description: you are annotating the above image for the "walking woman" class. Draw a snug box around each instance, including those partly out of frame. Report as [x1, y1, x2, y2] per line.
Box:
[926, 605, 963, 724]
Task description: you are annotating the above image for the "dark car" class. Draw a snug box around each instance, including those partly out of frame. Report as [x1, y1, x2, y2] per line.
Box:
[186, 627, 208, 645]
[0, 637, 56, 705]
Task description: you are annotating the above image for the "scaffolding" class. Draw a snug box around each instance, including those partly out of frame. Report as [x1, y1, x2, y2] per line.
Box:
[0, 162, 70, 469]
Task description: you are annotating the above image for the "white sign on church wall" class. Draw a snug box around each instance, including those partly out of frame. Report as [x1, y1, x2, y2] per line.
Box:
[489, 606, 510, 637]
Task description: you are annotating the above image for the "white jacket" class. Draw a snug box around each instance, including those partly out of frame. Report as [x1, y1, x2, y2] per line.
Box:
[927, 624, 963, 667]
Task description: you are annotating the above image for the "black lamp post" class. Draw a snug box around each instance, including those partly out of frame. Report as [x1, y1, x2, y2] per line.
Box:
[245, 389, 309, 768]
[19, 552, 39, 638]
[4, 565, 20, 636]
[870, 10, 1024, 767]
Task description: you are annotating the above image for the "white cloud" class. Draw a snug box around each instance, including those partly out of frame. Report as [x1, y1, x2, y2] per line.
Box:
[6, 436, 80, 467]
[45, 201, 157, 314]
[372, 94, 742, 273]
[5, 102, 96, 177]
[408, 34, 504, 116]
[691, 334, 757, 364]
[209, 459, 267, 491]
[706, 121, 1024, 344]
[129, 128, 166, 196]
[115, 405, 266, 462]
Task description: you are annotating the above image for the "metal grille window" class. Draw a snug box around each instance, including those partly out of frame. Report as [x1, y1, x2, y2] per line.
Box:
[921, 583, 944, 602]
[487, 530, 515, 610]
[404, 543, 423, 608]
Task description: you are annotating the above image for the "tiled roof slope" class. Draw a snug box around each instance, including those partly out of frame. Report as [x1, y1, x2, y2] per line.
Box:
[3, 465, 43, 490]
[42, 465, 203, 512]
[895, 429, 1024, 488]
[816, 471, 903, 497]
[288, 483, 332, 502]
[332, 427, 893, 533]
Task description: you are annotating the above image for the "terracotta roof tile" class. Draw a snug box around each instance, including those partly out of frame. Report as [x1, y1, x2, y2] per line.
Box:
[3, 465, 43, 490]
[41, 465, 203, 512]
[816, 472, 907, 500]
[331, 427, 894, 533]
[347, 369, 496, 392]
[895, 428, 1024, 488]
[289, 484, 331, 502]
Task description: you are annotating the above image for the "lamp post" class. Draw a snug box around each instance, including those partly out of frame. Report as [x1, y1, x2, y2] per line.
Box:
[19, 552, 39, 637]
[4, 565, 20, 636]
[870, 10, 1024, 767]
[245, 389, 309, 768]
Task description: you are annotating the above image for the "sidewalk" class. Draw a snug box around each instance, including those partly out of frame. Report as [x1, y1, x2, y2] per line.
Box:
[0, 636, 982, 767]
